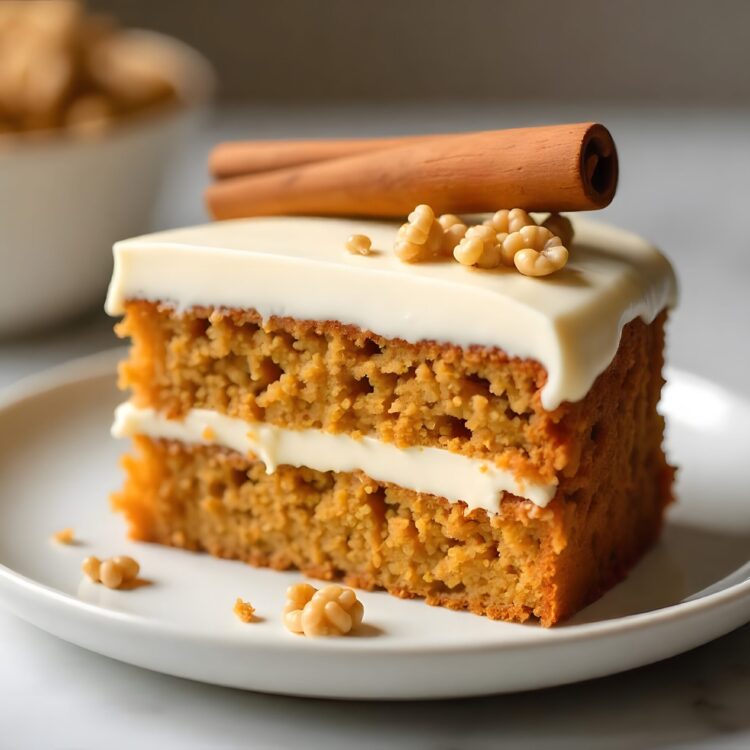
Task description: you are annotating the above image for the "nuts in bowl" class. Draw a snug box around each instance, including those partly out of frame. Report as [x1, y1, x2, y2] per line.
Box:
[0, 1, 214, 336]
[0, 1, 178, 136]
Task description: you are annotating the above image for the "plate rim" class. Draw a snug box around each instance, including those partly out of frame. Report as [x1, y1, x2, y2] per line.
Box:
[0, 348, 749, 659]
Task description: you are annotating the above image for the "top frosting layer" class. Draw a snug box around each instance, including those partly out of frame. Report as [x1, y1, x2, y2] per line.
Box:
[105, 215, 676, 409]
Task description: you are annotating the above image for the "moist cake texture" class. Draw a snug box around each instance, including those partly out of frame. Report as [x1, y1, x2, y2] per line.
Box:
[106, 215, 676, 625]
[118, 302, 568, 484]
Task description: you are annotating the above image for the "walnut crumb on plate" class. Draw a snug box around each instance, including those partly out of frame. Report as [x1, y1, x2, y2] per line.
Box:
[81, 555, 140, 589]
[51, 527, 75, 544]
[283, 583, 364, 637]
[233, 598, 256, 623]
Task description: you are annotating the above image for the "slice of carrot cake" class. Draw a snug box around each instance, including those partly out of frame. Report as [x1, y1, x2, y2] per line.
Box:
[105, 212, 676, 626]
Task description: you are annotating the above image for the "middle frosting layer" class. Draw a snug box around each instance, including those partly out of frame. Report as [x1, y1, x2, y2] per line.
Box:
[112, 402, 558, 509]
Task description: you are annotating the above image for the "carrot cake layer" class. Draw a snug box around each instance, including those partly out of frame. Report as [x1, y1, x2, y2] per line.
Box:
[106, 214, 676, 625]
[112, 307, 671, 626]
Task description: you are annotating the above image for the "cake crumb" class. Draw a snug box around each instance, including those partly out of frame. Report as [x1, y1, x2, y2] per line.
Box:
[81, 554, 140, 589]
[201, 496, 224, 515]
[52, 527, 75, 545]
[283, 583, 364, 637]
[233, 598, 256, 623]
[201, 425, 216, 441]
[345, 234, 373, 256]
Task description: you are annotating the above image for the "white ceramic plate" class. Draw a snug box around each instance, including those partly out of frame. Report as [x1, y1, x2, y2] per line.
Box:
[0, 350, 748, 700]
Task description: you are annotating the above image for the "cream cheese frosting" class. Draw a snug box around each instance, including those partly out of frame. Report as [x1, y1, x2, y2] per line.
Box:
[112, 402, 558, 509]
[105, 215, 676, 409]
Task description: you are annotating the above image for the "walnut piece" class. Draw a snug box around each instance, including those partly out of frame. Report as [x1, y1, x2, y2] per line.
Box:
[345, 233, 373, 256]
[513, 243, 569, 277]
[394, 204, 468, 262]
[81, 556, 101, 582]
[283, 582, 364, 637]
[454, 224, 502, 268]
[387, 205, 574, 276]
[501, 225, 569, 276]
[112, 555, 140, 581]
[542, 212, 574, 247]
[81, 554, 140, 589]
[233, 598, 256, 623]
[51, 527, 75, 544]
[0, 1, 175, 136]
[99, 559, 123, 588]
[485, 208, 536, 234]
[437, 213, 468, 253]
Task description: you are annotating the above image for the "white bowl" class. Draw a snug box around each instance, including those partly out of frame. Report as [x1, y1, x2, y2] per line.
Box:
[0, 31, 214, 337]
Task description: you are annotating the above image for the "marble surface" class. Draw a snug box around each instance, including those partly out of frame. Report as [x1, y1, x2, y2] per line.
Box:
[1, 103, 749, 748]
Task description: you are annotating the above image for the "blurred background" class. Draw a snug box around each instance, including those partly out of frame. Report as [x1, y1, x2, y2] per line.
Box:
[1, 0, 749, 393]
[88, 0, 750, 105]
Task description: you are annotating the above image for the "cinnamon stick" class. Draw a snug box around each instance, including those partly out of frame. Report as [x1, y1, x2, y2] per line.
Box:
[205, 123, 618, 220]
[210, 134, 432, 179]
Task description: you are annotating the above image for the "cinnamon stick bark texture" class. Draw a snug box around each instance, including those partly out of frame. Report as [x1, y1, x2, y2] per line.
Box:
[209, 134, 432, 179]
[205, 123, 618, 220]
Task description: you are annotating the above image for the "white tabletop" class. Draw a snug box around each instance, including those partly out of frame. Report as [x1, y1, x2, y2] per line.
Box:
[1, 103, 749, 749]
